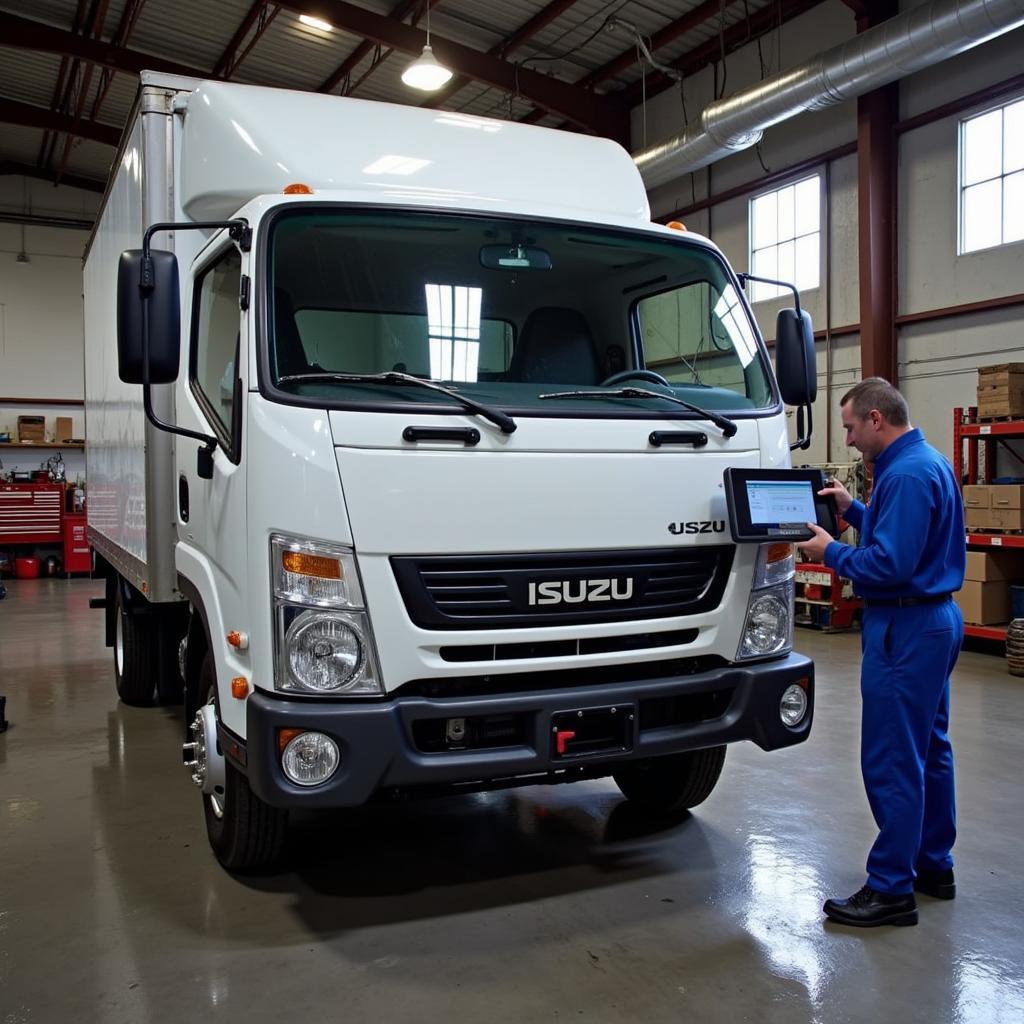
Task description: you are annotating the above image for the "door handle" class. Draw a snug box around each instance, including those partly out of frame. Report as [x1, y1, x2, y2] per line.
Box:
[179, 474, 190, 523]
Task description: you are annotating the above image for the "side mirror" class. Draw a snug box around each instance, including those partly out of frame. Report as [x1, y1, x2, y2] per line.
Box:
[775, 308, 816, 406]
[117, 249, 181, 384]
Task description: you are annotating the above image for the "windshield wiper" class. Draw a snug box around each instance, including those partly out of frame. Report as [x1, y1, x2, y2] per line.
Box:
[278, 371, 517, 434]
[539, 387, 737, 437]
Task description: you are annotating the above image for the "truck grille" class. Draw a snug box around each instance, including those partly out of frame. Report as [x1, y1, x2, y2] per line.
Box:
[391, 546, 734, 630]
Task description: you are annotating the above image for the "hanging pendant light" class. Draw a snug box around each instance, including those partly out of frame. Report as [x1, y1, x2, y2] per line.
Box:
[402, 3, 452, 91]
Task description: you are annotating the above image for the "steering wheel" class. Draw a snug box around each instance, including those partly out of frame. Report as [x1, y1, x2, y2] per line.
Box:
[600, 369, 671, 388]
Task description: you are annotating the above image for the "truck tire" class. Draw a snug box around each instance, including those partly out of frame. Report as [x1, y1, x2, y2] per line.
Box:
[612, 746, 727, 813]
[198, 653, 288, 871]
[113, 584, 157, 706]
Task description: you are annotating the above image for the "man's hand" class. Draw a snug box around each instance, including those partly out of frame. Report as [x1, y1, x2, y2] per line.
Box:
[800, 522, 835, 563]
[818, 476, 853, 515]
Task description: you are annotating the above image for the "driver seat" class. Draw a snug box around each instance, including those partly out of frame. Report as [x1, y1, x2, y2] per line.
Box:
[510, 307, 600, 385]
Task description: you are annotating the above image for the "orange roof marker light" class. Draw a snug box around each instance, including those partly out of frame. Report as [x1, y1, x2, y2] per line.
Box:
[283, 183, 314, 194]
[666, 220, 687, 231]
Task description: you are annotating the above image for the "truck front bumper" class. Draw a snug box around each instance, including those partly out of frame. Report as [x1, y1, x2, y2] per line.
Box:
[243, 653, 813, 808]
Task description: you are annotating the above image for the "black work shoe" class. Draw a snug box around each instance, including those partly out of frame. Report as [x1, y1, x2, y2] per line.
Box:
[914, 868, 956, 900]
[823, 885, 918, 927]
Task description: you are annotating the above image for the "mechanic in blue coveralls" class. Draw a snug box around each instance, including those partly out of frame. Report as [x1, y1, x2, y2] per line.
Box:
[801, 377, 965, 928]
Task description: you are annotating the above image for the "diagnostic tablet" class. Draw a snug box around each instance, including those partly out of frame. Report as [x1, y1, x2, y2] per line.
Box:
[723, 467, 839, 542]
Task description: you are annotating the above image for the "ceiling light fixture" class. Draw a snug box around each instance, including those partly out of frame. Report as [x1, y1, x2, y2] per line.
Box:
[299, 14, 333, 31]
[401, 3, 452, 91]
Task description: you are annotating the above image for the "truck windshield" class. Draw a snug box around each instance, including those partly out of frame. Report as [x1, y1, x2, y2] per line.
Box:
[267, 210, 775, 415]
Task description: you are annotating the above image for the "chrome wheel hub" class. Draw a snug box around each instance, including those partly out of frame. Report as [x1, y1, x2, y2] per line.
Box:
[183, 701, 226, 819]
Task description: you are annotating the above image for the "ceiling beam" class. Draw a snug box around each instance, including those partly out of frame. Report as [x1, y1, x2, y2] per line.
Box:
[0, 11, 213, 81]
[89, 0, 150, 122]
[579, 0, 743, 92]
[0, 160, 106, 194]
[55, 0, 114, 185]
[420, 0, 584, 110]
[617, 0, 824, 108]
[275, 0, 629, 139]
[519, 0, 744, 126]
[0, 97, 122, 147]
[212, 0, 280, 78]
[319, 0, 427, 94]
[36, 0, 90, 168]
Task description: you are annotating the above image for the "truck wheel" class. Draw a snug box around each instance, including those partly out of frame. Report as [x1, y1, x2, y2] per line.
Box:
[194, 653, 287, 872]
[113, 584, 157, 706]
[612, 746, 727, 813]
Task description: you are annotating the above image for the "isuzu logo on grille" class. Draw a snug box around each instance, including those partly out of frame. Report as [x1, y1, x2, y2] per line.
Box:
[527, 578, 635, 606]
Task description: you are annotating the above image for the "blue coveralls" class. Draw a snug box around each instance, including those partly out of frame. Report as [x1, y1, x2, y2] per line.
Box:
[823, 428, 965, 896]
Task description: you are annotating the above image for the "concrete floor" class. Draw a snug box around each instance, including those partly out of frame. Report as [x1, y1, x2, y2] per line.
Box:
[1, 579, 1023, 1023]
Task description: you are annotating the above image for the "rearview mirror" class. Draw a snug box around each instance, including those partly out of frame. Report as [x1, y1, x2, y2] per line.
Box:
[775, 308, 816, 406]
[117, 249, 181, 384]
[480, 244, 552, 271]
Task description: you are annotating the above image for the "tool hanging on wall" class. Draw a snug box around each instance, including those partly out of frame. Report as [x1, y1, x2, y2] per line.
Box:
[45, 453, 66, 483]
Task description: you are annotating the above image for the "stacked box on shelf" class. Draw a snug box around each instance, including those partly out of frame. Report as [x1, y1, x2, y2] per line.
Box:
[977, 363, 1024, 419]
[16, 415, 45, 442]
[955, 550, 1024, 625]
[963, 484, 1024, 531]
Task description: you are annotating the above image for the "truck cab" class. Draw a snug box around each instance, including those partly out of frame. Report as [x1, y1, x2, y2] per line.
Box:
[89, 78, 816, 870]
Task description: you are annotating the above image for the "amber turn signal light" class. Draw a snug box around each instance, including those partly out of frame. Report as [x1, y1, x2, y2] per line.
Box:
[278, 727, 306, 752]
[281, 550, 342, 579]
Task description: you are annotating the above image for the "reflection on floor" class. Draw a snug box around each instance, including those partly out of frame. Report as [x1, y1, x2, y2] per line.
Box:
[1, 579, 1022, 1023]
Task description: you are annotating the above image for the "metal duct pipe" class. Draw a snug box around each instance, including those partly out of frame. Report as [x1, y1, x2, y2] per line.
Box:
[634, 0, 1024, 188]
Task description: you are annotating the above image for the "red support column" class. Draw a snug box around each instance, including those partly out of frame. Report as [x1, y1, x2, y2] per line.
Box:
[857, 82, 899, 384]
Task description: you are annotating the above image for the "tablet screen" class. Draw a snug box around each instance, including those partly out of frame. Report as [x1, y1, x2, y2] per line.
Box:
[745, 479, 817, 525]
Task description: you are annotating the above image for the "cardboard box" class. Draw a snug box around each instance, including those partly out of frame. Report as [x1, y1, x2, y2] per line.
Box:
[17, 415, 45, 442]
[989, 485, 1024, 510]
[55, 416, 74, 443]
[954, 579, 1012, 624]
[962, 485, 991, 509]
[965, 550, 1024, 582]
[966, 507, 995, 530]
[990, 507, 1024, 531]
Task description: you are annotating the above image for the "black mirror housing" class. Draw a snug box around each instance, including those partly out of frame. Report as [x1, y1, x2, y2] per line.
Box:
[775, 308, 816, 406]
[117, 249, 181, 384]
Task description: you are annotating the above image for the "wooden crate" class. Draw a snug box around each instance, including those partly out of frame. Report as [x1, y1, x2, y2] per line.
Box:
[978, 364, 1024, 417]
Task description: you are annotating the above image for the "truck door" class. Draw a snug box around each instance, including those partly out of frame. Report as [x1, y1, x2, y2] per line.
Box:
[178, 241, 249, 725]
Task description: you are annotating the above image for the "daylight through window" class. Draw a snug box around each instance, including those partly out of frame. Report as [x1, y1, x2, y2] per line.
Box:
[749, 176, 820, 303]
[959, 98, 1024, 254]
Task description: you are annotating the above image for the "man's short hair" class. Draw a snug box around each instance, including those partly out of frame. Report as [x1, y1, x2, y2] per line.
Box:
[840, 377, 910, 427]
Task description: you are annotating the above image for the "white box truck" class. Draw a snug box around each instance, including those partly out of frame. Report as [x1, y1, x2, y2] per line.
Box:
[85, 73, 818, 870]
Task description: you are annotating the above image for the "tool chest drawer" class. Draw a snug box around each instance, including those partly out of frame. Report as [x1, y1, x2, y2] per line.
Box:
[0, 484, 64, 544]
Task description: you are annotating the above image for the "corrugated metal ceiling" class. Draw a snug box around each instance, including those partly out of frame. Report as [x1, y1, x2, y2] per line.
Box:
[0, 0, 782, 195]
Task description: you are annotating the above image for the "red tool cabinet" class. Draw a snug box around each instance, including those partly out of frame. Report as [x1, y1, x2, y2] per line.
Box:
[63, 512, 92, 574]
[0, 483, 64, 544]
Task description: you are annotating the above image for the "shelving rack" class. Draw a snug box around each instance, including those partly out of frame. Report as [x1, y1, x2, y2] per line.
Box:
[953, 406, 1024, 643]
[0, 442, 85, 450]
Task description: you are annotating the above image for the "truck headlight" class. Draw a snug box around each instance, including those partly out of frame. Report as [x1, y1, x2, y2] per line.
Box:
[272, 534, 382, 695]
[737, 582, 794, 660]
[286, 610, 366, 692]
[736, 543, 795, 661]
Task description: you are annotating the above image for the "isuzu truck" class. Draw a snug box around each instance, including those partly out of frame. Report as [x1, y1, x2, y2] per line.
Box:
[85, 73, 818, 870]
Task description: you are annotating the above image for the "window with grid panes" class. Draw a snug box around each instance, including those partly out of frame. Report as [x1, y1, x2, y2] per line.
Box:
[749, 175, 821, 302]
[959, 98, 1024, 254]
